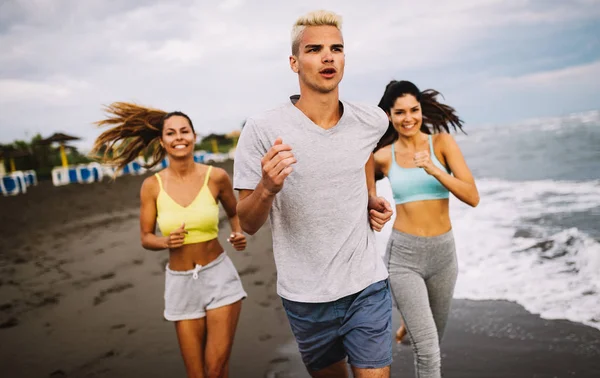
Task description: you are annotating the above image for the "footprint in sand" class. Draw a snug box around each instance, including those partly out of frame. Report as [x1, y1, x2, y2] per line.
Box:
[29, 292, 61, 309]
[99, 273, 115, 280]
[93, 283, 134, 306]
[72, 350, 118, 375]
[72, 272, 115, 289]
[238, 265, 260, 277]
[269, 357, 290, 364]
[108, 241, 123, 248]
[259, 333, 273, 341]
[265, 356, 293, 378]
[12, 257, 27, 264]
[0, 317, 18, 329]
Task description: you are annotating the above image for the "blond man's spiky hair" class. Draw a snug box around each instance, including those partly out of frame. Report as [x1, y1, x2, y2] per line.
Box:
[291, 10, 343, 55]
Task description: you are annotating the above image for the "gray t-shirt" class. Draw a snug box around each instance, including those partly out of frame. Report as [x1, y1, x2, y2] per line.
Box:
[233, 98, 389, 302]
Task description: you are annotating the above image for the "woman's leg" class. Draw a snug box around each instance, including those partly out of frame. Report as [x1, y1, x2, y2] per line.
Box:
[175, 318, 208, 378]
[204, 300, 243, 378]
[388, 235, 441, 378]
[425, 245, 458, 343]
[389, 270, 441, 378]
[396, 321, 407, 344]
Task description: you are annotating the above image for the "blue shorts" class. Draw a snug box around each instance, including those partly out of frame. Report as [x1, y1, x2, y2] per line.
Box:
[281, 279, 393, 371]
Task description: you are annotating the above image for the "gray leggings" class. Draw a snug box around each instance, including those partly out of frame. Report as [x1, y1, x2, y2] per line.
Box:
[386, 229, 458, 378]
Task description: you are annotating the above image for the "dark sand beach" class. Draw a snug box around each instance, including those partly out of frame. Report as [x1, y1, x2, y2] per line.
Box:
[1, 160, 599, 377]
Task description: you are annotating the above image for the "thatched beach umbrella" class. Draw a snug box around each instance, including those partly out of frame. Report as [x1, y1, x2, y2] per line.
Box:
[202, 133, 228, 153]
[0, 147, 31, 173]
[226, 129, 241, 148]
[38, 132, 80, 168]
[0, 150, 5, 175]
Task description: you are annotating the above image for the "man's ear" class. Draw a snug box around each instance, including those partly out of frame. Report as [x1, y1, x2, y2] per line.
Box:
[289, 55, 299, 73]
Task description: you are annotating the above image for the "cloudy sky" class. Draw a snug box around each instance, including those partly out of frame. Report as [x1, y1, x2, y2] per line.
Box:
[1, 0, 599, 150]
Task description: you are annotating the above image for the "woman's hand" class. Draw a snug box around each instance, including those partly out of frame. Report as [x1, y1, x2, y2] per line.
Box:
[414, 150, 441, 177]
[228, 232, 247, 251]
[368, 196, 393, 232]
[165, 223, 187, 249]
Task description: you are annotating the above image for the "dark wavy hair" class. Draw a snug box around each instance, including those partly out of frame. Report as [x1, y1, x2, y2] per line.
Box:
[91, 102, 195, 171]
[375, 80, 465, 152]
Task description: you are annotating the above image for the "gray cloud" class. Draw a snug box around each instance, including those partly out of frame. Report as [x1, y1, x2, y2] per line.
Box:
[1, 0, 599, 149]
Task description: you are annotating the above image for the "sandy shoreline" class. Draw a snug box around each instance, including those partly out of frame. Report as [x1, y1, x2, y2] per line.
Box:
[1, 161, 600, 377]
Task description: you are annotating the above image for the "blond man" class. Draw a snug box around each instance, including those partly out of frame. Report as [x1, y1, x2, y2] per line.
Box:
[234, 10, 393, 378]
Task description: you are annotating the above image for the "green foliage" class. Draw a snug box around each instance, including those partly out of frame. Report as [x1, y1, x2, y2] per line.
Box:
[0, 133, 91, 180]
[195, 135, 234, 153]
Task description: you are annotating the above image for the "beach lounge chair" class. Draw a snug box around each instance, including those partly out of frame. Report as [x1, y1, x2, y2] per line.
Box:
[23, 170, 38, 187]
[51, 167, 71, 186]
[1, 171, 27, 196]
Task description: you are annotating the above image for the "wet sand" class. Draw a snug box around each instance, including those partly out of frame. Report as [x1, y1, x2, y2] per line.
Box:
[1, 160, 599, 377]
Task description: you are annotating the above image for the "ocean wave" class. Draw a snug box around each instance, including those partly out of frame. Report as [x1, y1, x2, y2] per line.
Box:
[475, 109, 599, 131]
[451, 178, 600, 330]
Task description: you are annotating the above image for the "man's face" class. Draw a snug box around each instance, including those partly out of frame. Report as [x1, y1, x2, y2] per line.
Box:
[290, 25, 345, 94]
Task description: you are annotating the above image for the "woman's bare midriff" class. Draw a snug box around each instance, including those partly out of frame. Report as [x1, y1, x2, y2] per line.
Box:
[393, 198, 452, 237]
[167, 238, 224, 271]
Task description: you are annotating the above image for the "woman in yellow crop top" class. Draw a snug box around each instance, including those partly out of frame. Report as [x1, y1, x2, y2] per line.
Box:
[373, 81, 479, 378]
[92, 102, 247, 378]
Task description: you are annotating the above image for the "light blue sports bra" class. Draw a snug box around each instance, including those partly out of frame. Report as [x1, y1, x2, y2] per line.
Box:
[388, 135, 450, 205]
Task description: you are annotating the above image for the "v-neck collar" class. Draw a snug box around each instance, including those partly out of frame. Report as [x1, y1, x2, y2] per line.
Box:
[161, 184, 207, 209]
[288, 95, 347, 135]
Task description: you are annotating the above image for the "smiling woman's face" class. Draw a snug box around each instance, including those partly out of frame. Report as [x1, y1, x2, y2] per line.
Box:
[389, 94, 423, 138]
[161, 115, 196, 157]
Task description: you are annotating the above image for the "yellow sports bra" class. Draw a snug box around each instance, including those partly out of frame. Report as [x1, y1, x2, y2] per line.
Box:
[155, 166, 219, 245]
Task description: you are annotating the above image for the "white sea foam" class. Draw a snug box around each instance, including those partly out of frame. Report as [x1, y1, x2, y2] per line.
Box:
[375, 177, 600, 330]
[452, 178, 600, 329]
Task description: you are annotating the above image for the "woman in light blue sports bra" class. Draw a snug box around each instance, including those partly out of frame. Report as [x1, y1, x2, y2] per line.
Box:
[374, 81, 479, 378]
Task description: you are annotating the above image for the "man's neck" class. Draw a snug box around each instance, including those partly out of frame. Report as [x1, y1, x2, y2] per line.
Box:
[294, 87, 341, 130]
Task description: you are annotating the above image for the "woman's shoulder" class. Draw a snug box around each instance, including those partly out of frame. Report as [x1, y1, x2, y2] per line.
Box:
[374, 144, 393, 166]
[141, 173, 160, 198]
[199, 164, 230, 184]
[432, 132, 456, 148]
[375, 144, 392, 157]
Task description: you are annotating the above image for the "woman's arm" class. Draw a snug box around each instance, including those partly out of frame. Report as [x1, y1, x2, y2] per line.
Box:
[373, 146, 391, 179]
[215, 168, 247, 251]
[366, 151, 394, 232]
[418, 134, 479, 207]
[139, 176, 185, 250]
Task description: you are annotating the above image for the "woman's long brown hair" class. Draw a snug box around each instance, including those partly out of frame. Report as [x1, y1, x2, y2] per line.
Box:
[91, 102, 194, 172]
[375, 80, 465, 152]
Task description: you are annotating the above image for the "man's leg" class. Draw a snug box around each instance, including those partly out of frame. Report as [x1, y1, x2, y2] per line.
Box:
[352, 365, 390, 378]
[311, 360, 349, 378]
[281, 297, 348, 377]
[341, 280, 393, 378]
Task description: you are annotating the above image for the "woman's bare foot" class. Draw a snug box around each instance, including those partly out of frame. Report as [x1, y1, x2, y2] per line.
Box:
[396, 323, 407, 344]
